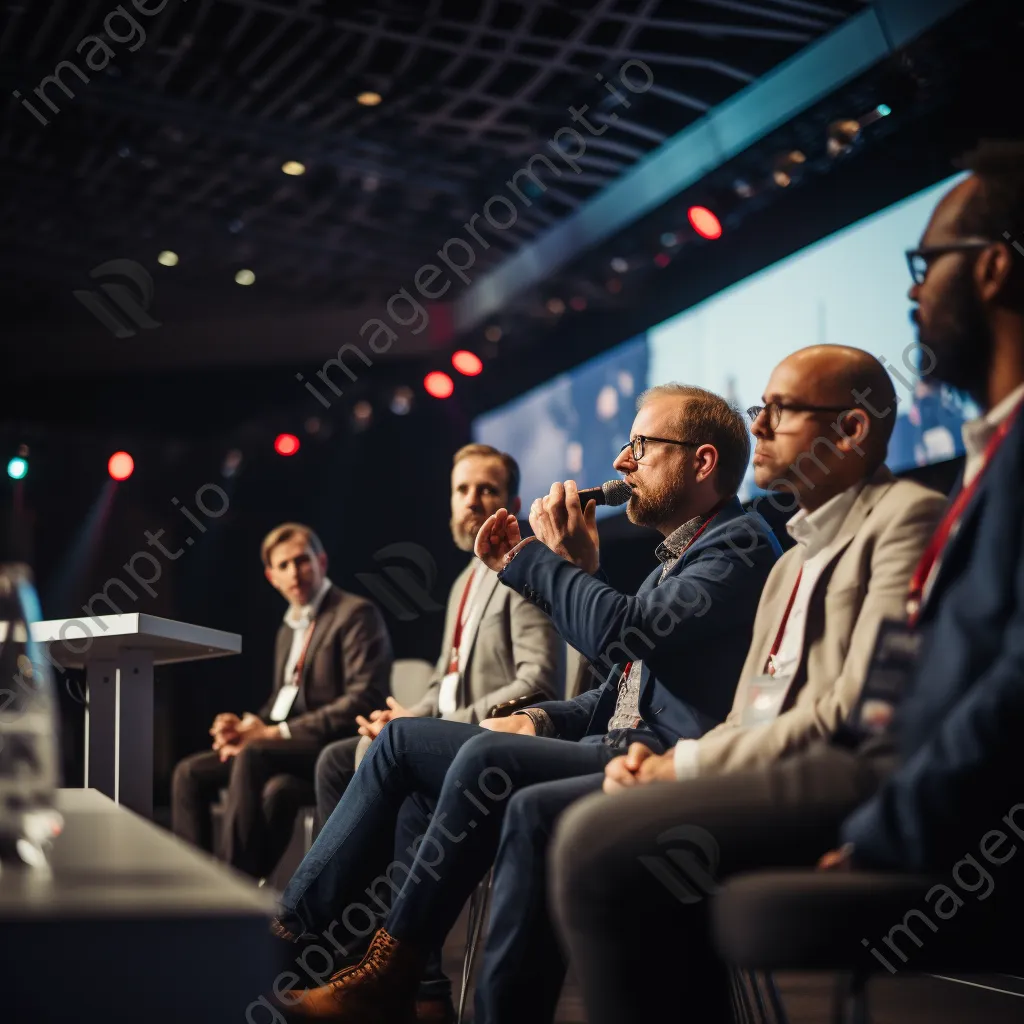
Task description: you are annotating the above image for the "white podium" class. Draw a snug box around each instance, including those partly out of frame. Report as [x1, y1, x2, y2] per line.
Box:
[31, 614, 242, 819]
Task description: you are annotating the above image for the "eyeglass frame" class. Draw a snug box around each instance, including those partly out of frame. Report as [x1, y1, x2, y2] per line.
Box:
[905, 238, 1001, 286]
[618, 435, 701, 461]
[746, 402, 858, 431]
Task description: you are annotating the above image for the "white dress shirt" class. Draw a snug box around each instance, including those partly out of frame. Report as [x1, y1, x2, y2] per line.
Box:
[275, 576, 332, 739]
[916, 381, 1024, 608]
[673, 482, 864, 780]
[961, 382, 1024, 486]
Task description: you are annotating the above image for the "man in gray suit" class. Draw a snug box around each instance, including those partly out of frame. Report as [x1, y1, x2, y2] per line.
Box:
[314, 444, 563, 826]
[313, 443, 562, 1021]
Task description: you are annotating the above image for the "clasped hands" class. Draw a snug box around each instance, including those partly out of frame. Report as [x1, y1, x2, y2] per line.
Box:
[354, 696, 417, 742]
[209, 712, 280, 762]
[604, 742, 855, 871]
[603, 742, 677, 792]
[475, 480, 601, 575]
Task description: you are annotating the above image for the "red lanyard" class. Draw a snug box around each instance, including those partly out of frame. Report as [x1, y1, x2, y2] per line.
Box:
[765, 568, 803, 675]
[907, 397, 1023, 625]
[448, 569, 478, 672]
[290, 620, 317, 686]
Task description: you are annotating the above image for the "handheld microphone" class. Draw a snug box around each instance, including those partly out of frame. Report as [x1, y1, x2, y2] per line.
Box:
[577, 479, 632, 508]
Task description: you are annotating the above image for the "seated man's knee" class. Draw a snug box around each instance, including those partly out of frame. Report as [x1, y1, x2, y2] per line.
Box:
[171, 754, 201, 798]
[550, 791, 618, 892]
[315, 740, 351, 792]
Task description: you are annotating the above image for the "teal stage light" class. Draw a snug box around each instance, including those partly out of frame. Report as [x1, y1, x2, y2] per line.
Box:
[7, 456, 28, 480]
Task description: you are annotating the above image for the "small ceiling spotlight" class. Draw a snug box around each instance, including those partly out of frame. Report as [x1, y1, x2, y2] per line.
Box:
[546, 297, 566, 315]
[235, 269, 255, 286]
[281, 160, 306, 176]
[609, 257, 629, 274]
[687, 206, 723, 241]
[157, 250, 179, 267]
[274, 433, 300, 456]
[357, 91, 382, 107]
[352, 400, 373, 431]
[390, 386, 414, 415]
[452, 350, 483, 376]
[424, 371, 454, 399]
[773, 150, 807, 188]
[827, 119, 862, 159]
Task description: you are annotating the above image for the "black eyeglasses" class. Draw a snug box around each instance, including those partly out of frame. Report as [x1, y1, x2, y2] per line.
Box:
[618, 435, 700, 461]
[747, 402, 855, 431]
[905, 239, 996, 286]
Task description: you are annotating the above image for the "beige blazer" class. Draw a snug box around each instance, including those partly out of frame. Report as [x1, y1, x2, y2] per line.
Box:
[692, 468, 946, 774]
[409, 560, 564, 724]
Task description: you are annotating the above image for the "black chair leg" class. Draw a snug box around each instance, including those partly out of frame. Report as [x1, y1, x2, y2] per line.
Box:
[833, 972, 870, 1024]
[458, 871, 492, 1024]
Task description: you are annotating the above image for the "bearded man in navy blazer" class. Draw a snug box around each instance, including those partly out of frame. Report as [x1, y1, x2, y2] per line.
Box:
[838, 141, 1024, 873]
[265, 384, 781, 1023]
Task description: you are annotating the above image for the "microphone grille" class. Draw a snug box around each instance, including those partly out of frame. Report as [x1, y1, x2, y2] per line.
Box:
[601, 479, 633, 506]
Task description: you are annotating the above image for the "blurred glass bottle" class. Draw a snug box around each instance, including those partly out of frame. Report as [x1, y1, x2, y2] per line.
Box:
[0, 564, 62, 868]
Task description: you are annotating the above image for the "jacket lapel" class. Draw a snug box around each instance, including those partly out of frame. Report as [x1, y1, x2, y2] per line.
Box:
[297, 588, 338, 690]
[457, 568, 501, 669]
[273, 626, 291, 692]
[755, 470, 894, 683]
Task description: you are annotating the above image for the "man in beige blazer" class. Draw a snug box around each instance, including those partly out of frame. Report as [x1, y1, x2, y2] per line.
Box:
[604, 344, 946, 784]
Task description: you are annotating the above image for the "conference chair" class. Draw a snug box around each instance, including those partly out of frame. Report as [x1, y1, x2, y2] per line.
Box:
[213, 659, 437, 889]
[713, 869, 1024, 1023]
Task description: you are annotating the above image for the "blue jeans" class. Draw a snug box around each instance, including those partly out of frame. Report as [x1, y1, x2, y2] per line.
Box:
[278, 717, 661, 1022]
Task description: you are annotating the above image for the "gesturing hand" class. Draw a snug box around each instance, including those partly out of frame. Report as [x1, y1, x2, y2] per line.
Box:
[475, 508, 531, 572]
[529, 481, 600, 574]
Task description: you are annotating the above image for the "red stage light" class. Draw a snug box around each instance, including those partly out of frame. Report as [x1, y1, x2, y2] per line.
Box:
[108, 451, 134, 481]
[654, 252, 671, 268]
[274, 433, 300, 456]
[688, 206, 723, 240]
[424, 371, 455, 398]
[451, 351, 483, 377]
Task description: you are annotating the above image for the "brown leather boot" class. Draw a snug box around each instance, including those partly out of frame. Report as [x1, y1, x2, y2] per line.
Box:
[414, 996, 456, 1024]
[278, 927, 424, 1023]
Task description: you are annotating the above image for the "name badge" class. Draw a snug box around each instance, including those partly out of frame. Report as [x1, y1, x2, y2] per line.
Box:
[438, 672, 460, 716]
[269, 684, 299, 722]
[740, 673, 793, 728]
[848, 619, 922, 739]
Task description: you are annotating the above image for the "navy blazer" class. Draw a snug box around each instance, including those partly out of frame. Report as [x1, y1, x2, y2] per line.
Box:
[498, 498, 782, 749]
[842, 401, 1024, 870]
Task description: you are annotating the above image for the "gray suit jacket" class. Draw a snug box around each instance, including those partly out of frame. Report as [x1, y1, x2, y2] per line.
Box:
[690, 469, 946, 774]
[410, 560, 563, 723]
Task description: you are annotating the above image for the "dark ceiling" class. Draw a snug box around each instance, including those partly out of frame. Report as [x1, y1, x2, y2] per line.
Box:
[1, 0, 868, 374]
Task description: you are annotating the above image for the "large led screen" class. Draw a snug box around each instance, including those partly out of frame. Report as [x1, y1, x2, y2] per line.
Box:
[474, 174, 975, 507]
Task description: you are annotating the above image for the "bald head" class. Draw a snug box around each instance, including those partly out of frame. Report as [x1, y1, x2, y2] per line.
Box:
[781, 345, 896, 463]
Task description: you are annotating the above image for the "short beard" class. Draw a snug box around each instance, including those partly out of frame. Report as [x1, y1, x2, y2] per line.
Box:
[920, 260, 993, 403]
[625, 472, 686, 530]
[450, 519, 478, 552]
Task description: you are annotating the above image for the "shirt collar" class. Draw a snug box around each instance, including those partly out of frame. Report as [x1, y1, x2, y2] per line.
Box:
[962, 382, 1024, 464]
[283, 576, 332, 630]
[655, 515, 707, 565]
[786, 481, 864, 559]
